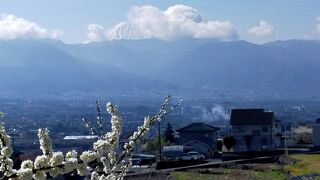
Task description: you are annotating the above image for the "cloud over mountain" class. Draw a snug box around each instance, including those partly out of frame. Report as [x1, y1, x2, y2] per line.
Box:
[248, 20, 275, 38]
[85, 24, 105, 43]
[316, 17, 320, 33]
[0, 14, 63, 40]
[304, 16, 320, 40]
[85, 5, 238, 42]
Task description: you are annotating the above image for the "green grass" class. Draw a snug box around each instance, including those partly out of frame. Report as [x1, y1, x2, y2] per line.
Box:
[251, 170, 286, 180]
[285, 154, 320, 176]
[172, 171, 221, 180]
[171, 154, 320, 180]
[171, 167, 286, 180]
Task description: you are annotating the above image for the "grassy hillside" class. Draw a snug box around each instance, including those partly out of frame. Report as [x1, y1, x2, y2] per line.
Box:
[286, 154, 320, 176]
[171, 154, 320, 180]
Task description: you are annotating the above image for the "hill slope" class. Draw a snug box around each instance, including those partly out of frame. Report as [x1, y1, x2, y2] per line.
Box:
[1, 39, 320, 99]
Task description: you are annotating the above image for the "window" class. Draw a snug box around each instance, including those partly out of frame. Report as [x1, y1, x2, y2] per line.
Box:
[252, 130, 261, 136]
[262, 127, 268, 132]
[237, 127, 246, 133]
[261, 138, 268, 145]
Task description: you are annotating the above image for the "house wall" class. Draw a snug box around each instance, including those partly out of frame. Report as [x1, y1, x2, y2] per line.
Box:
[313, 125, 320, 147]
[232, 125, 276, 151]
[178, 131, 217, 156]
[179, 131, 217, 145]
[184, 141, 211, 157]
[274, 121, 282, 147]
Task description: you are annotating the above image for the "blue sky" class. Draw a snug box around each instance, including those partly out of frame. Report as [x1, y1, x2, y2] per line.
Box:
[0, 0, 320, 43]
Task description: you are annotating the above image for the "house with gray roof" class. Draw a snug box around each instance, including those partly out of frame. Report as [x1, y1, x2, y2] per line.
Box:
[177, 123, 219, 157]
[230, 109, 281, 152]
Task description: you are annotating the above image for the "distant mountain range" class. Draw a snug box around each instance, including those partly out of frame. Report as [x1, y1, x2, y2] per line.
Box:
[0, 40, 173, 98]
[1, 39, 320, 100]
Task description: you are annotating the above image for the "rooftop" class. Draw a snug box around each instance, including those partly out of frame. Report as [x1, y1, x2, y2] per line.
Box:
[177, 122, 219, 132]
[230, 108, 274, 126]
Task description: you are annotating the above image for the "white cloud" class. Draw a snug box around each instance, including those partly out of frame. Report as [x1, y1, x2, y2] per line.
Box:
[248, 20, 275, 38]
[85, 5, 238, 42]
[50, 29, 63, 39]
[316, 16, 320, 34]
[0, 14, 63, 40]
[303, 16, 320, 40]
[84, 24, 105, 43]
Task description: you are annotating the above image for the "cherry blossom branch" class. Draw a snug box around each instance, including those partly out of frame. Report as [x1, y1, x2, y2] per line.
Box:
[0, 112, 14, 178]
[114, 96, 182, 175]
[0, 96, 182, 180]
[96, 100, 105, 136]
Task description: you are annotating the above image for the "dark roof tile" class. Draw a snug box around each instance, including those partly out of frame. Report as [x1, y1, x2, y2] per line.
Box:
[177, 123, 219, 132]
[230, 109, 274, 125]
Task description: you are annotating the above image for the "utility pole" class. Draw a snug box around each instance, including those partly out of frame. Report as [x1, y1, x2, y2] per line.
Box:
[158, 121, 162, 161]
[280, 110, 289, 157]
[11, 128, 16, 151]
[284, 119, 288, 156]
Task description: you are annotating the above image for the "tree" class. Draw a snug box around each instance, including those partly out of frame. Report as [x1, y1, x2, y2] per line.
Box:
[223, 136, 236, 152]
[0, 96, 182, 180]
[163, 123, 175, 143]
[142, 136, 168, 153]
[294, 126, 312, 144]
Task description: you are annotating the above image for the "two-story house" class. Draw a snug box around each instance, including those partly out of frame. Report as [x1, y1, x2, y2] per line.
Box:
[313, 118, 320, 147]
[230, 109, 281, 152]
[177, 123, 219, 157]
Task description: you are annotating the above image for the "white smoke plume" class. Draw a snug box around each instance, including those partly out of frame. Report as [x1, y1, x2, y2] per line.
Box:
[201, 104, 230, 121]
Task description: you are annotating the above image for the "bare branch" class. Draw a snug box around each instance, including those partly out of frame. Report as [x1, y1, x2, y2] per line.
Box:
[82, 117, 99, 136]
[96, 100, 105, 136]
